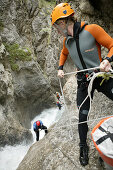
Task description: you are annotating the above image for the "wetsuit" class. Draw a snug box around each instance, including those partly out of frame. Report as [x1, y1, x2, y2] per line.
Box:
[33, 121, 48, 141]
[58, 22, 113, 146]
[56, 102, 62, 110]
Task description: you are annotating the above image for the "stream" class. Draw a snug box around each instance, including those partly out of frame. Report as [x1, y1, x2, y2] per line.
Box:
[0, 107, 64, 170]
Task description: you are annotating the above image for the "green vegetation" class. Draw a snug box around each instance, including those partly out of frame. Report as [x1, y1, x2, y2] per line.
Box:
[4, 43, 32, 71]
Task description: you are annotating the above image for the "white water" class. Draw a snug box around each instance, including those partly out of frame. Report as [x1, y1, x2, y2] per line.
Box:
[0, 107, 64, 170]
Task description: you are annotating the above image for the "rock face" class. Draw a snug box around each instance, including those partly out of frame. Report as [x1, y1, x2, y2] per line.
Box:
[0, 0, 113, 169]
[17, 75, 113, 170]
[0, 0, 57, 146]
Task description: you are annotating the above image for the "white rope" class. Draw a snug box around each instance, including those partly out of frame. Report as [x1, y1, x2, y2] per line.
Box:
[58, 78, 78, 139]
[58, 78, 67, 110]
[78, 72, 103, 114]
[109, 68, 113, 73]
[58, 67, 101, 122]
[58, 67, 113, 128]
[78, 71, 113, 126]
[64, 66, 100, 76]
[49, 114, 113, 131]
[58, 78, 79, 121]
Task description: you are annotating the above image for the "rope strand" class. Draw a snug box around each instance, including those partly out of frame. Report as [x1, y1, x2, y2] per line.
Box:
[56, 67, 113, 132]
[49, 114, 113, 131]
[64, 66, 100, 76]
[58, 78, 78, 121]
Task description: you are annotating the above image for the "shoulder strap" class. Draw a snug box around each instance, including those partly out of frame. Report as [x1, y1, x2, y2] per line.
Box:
[96, 126, 113, 145]
[73, 22, 88, 69]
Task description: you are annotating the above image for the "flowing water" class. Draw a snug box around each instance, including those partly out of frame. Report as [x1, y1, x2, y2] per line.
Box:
[0, 107, 64, 170]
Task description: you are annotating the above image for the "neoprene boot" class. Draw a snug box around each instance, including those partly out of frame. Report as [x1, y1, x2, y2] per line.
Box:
[79, 144, 89, 166]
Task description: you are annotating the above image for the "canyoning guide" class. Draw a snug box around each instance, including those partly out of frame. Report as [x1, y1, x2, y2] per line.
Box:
[50, 3, 113, 166]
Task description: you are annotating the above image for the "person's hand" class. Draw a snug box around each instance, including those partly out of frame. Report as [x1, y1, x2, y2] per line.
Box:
[100, 59, 111, 72]
[58, 70, 64, 78]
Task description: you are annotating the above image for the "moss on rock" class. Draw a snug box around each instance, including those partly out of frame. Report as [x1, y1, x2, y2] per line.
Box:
[4, 43, 32, 71]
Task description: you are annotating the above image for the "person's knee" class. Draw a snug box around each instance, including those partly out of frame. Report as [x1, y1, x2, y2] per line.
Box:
[79, 110, 88, 122]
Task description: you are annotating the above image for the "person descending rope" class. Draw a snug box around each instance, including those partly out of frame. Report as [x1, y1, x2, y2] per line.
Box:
[55, 92, 63, 109]
[56, 92, 61, 100]
[56, 101, 62, 110]
[50, 3, 113, 166]
[33, 120, 48, 141]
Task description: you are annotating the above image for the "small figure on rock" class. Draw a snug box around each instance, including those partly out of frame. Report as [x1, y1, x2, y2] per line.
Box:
[56, 101, 62, 110]
[33, 120, 48, 141]
[56, 92, 61, 100]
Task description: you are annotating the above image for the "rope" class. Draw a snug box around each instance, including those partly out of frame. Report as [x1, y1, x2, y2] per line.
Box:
[64, 68, 113, 116]
[58, 78, 67, 110]
[64, 66, 100, 76]
[110, 68, 113, 73]
[58, 67, 113, 130]
[78, 72, 104, 114]
[58, 78, 78, 121]
[58, 78, 78, 139]
[78, 71, 113, 126]
[49, 114, 113, 131]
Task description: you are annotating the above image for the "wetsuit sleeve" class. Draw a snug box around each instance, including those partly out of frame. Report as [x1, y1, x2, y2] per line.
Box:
[85, 24, 113, 58]
[59, 38, 69, 70]
[33, 122, 37, 131]
[34, 126, 39, 132]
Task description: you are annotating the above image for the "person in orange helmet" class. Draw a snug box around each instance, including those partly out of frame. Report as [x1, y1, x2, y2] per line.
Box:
[51, 2, 113, 166]
[33, 120, 48, 141]
[56, 92, 61, 100]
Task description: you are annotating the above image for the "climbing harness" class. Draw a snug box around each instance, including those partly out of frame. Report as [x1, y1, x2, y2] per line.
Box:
[78, 70, 113, 126]
[58, 67, 113, 127]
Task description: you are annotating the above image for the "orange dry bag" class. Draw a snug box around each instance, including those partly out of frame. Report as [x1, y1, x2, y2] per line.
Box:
[91, 116, 113, 167]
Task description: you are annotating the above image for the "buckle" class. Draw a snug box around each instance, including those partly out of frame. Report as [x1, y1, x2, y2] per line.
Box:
[86, 72, 94, 81]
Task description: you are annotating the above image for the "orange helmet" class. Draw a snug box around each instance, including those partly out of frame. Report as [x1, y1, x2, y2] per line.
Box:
[50, 3, 75, 25]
